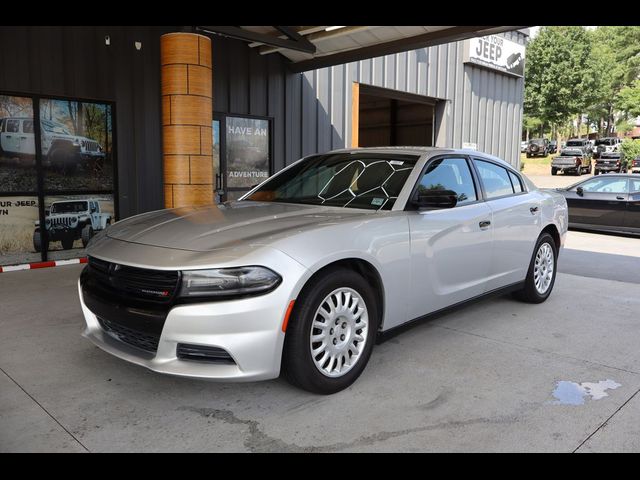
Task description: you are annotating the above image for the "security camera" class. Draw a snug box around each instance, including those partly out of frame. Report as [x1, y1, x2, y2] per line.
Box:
[104, 35, 110, 46]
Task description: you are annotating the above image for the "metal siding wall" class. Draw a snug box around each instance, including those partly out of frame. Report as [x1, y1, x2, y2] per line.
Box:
[294, 31, 527, 168]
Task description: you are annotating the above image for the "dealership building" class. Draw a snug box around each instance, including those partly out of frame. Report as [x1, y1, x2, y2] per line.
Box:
[0, 26, 528, 266]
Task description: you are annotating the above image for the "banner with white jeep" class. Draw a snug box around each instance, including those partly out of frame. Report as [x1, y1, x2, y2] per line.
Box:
[0, 92, 116, 266]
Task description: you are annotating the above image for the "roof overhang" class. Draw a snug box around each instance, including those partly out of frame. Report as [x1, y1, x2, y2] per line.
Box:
[195, 26, 530, 73]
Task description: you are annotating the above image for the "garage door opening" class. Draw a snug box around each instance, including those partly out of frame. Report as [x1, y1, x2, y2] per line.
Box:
[353, 83, 438, 148]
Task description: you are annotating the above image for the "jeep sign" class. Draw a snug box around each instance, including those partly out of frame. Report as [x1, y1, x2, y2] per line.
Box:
[464, 35, 525, 77]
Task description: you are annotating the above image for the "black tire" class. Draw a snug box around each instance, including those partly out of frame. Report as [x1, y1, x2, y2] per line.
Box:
[551, 168, 557, 176]
[61, 237, 74, 250]
[81, 224, 94, 247]
[282, 267, 380, 394]
[33, 229, 45, 253]
[526, 153, 531, 158]
[512, 232, 558, 304]
[594, 169, 599, 175]
[575, 166, 582, 176]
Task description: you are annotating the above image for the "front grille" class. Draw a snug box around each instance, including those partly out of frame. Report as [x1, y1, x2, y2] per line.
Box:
[50, 217, 74, 227]
[98, 316, 160, 353]
[87, 256, 180, 304]
[177, 343, 235, 364]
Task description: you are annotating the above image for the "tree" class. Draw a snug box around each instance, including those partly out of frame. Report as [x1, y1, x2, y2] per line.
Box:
[617, 80, 640, 119]
[525, 26, 595, 133]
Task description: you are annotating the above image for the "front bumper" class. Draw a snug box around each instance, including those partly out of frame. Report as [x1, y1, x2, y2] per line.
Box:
[79, 249, 308, 381]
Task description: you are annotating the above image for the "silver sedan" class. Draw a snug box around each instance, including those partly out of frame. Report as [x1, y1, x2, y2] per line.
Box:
[79, 147, 568, 394]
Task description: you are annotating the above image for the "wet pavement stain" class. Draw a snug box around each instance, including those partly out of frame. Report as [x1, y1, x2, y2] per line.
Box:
[551, 379, 621, 405]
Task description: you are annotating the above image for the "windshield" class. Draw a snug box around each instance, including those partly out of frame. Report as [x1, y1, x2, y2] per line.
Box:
[566, 140, 584, 147]
[595, 139, 614, 146]
[50, 201, 87, 213]
[41, 119, 72, 135]
[244, 153, 418, 210]
[530, 139, 544, 144]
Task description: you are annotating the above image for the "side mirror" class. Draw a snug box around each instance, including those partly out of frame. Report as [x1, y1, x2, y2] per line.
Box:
[576, 186, 584, 196]
[412, 189, 458, 210]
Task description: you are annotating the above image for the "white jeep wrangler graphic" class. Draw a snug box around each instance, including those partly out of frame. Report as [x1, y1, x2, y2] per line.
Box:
[0, 117, 105, 171]
[33, 199, 112, 251]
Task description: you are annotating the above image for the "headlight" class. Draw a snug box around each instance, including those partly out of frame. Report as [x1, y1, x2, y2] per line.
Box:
[179, 266, 281, 298]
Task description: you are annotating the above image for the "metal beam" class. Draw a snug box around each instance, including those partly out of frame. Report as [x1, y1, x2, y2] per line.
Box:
[196, 26, 317, 54]
[287, 26, 530, 73]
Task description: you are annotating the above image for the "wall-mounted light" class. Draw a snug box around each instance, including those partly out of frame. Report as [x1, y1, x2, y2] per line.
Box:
[104, 35, 110, 46]
[135, 41, 142, 51]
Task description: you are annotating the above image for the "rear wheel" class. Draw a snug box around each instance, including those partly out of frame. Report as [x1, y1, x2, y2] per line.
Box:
[61, 237, 74, 250]
[575, 166, 582, 176]
[594, 169, 599, 175]
[282, 267, 379, 394]
[33, 229, 47, 253]
[551, 168, 557, 176]
[513, 233, 557, 304]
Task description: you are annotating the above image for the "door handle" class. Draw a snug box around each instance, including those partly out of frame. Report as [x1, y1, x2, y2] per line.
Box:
[616, 196, 625, 200]
[530, 206, 539, 214]
[479, 220, 491, 229]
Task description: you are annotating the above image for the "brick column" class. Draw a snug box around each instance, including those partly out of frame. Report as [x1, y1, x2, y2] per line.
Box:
[161, 32, 213, 208]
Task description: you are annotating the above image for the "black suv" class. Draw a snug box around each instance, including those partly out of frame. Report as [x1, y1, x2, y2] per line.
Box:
[526, 138, 549, 158]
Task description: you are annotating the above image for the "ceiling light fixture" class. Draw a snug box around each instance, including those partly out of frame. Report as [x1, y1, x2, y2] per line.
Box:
[325, 26, 346, 32]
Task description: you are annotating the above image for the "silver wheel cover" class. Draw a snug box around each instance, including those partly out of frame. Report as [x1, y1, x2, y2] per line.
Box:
[534, 242, 554, 294]
[309, 287, 369, 378]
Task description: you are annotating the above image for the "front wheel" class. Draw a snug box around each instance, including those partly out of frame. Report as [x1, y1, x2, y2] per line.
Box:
[513, 233, 557, 304]
[551, 168, 557, 176]
[81, 225, 94, 247]
[594, 169, 599, 175]
[282, 267, 380, 394]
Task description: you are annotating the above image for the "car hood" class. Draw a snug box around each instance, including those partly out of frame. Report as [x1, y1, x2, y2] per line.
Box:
[106, 201, 374, 252]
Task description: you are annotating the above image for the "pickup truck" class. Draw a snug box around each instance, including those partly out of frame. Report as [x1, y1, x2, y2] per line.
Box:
[594, 152, 628, 175]
[631, 157, 640, 174]
[33, 199, 112, 251]
[551, 148, 591, 176]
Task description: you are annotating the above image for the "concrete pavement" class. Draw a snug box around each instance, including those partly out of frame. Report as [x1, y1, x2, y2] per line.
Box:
[0, 231, 639, 452]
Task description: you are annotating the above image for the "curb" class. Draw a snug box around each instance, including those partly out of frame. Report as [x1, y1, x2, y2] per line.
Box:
[0, 257, 87, 273]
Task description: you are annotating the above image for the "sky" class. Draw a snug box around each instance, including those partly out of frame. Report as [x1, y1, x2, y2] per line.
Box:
[529, 26, 597, 38]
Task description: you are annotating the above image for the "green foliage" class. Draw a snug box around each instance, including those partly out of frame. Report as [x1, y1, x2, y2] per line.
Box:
[617, 80, 640, 118]
[620, 140, 640, 161]
[525, 27, 594, 126]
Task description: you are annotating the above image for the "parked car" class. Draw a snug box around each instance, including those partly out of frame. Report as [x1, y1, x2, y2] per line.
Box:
[551, 148, 591, 176]
[0, 117, 105, 171]
[79, 147, 568, 394]
[34, 199, 111, 251]
[594, 152, 628, 175]
[565, 138, 593, 159]
[631, 157, 640, 174]
[549, 140, 558, 154]
[594, 137, 621, 159]
[521, 141, 528, 153]
[555, 174, 640, 235]
[526, 138, 550, 158]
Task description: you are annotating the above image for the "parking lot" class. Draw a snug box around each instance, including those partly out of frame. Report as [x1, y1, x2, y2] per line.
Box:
[1, 228, 638, 452]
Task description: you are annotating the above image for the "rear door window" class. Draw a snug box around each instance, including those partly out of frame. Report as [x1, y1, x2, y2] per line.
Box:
[474, 159, 515, 199]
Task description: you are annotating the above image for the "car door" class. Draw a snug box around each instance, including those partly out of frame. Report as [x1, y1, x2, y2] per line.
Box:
[625, 178, 640, 231]
[2, 119, 21, 153]
[565, 177, 628, 228]
[472, 158, 541, 290]
[20, 119, 36, 156]
[407, 156, 493, 319]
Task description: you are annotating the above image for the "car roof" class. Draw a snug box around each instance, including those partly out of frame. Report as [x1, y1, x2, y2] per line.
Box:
[326, 146, 517, 171]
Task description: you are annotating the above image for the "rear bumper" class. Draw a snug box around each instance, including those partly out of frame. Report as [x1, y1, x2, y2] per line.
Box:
[595, 164, 621, 171]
